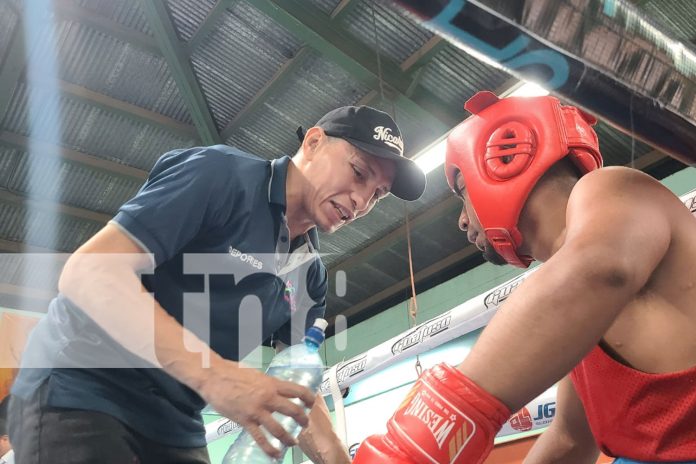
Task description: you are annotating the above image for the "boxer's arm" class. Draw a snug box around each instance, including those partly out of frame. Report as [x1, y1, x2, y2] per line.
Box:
[297, 395, 351, 464]
[524, 377, 599, 464]
[458, 168, 674, 411]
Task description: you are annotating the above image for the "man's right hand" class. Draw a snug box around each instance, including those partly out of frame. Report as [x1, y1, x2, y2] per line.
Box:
[198, 358, 316, 459]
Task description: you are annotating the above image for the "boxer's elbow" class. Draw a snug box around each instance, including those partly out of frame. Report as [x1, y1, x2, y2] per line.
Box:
[589, 262, 632, 290]
[525, 422, 599, 464]
[559, 246, 647, 315]
[567, 245, 646, 295]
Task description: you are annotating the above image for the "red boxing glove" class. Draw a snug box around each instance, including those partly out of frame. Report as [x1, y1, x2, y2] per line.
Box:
[353, 363, 510, 464]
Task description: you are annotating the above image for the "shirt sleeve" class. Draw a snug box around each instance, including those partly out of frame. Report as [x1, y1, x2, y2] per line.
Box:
[112, 146, 241, 266]
[274, 257, 328, 347]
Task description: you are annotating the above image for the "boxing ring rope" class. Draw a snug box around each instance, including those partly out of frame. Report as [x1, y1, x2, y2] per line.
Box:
[205, 188, 696, 445]
[388, 0, 696, 167]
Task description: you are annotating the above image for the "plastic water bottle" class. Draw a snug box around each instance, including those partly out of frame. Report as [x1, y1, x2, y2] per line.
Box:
[222, 318, 328, 463]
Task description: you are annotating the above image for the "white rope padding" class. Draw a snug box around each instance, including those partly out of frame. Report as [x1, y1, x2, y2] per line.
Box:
[327, 363, 348, 449]
[205, 187, 696, 444]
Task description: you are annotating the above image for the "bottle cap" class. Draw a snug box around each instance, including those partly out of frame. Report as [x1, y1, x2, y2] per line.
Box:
[304, 318, 328, 346]
[313, 318, 328, 332]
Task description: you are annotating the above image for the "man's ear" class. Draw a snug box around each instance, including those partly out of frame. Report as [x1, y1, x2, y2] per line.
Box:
[302, 126, 325, 160]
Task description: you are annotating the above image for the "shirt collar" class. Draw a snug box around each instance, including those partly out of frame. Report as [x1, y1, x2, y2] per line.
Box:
[268, 156, 320, 251]
[268, 156, 289, 207]
[0, 450, 14, 464]
[305, 228, 319, 252]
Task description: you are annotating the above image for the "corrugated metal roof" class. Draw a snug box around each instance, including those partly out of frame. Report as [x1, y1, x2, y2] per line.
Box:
[369, 248, 415, 282]
[307, 0, 342, 16]
[0, 253, 64, 291]
[3, 83, 63, 146]
[74, 0, 152, 35]
[191, 1, 302, 129]
[47, 216, 103, 252]
[639, 0, 696, 45]
[0, 2, 19, 57]
[593, 121, 654, 167]
[0, 147, 21, 189]
[8, 154, 141, 214]
[0, 203, 101, 251]
[338, 273, 375, 304]
[4, 82, 195, 170]
[405, 170, 453, 210]
[321, 204, 395, 257]
[46, 20, 191, 122]
[339, 0, 434, 63]
[166, 0, 217, 42]
[419, 44, 512, 105]
[325, 210, 473, 318]
[320, 173, 453, 267]
[225, 51, 371, 158]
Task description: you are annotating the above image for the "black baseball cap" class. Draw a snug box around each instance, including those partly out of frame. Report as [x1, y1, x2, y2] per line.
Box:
[298, 106, 426, 201]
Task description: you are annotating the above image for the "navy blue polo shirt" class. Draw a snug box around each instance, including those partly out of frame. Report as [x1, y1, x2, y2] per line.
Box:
[12, 145, 327, 447]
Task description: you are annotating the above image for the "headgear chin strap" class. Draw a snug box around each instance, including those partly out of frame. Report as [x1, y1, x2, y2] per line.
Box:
[445, 91, 603, 268]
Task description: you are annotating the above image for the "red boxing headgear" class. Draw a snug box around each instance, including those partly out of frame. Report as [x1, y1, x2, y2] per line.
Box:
[445, 91, 603, 268]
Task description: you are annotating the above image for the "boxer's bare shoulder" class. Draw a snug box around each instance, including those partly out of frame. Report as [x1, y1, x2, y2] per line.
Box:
[566, 166, 696, 374]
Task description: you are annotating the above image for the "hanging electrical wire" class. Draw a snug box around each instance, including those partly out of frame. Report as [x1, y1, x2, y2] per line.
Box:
[369, 0, 422, 377]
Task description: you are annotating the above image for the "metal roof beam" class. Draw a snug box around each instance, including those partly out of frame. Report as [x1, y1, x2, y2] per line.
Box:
[24, 79, 199, 139]
[0, 238, 61, 254]
[140, 0, 221, 145]
[0, 131, 149, 181]
[630, 149, 669, 170]
[248, 0, 456, 131]
[187, 0, 238, 55]
[0, 189, 111, 224]
[53, 0, 160, 55]
[220, 47, 310, 141]
[400, 36, 446, 72]
[329, 0, 359, 22]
